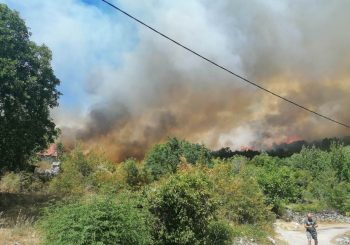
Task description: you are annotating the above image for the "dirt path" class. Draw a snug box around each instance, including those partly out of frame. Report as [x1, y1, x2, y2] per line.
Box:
[275, 220, 350, 245]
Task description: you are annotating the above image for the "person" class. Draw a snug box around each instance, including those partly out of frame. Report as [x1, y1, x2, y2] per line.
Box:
[304, 213, 318, 245]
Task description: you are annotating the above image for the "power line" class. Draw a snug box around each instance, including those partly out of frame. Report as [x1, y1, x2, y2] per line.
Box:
[101, 0, 350, 129]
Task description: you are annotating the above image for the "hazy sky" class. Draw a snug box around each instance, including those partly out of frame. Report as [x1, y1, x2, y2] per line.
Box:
[2, 0, 350, 160]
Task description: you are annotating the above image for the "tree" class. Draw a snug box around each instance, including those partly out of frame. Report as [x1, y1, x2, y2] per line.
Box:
[254, 165, 302, 214]
[144, 141, 180, 179]
[144, 138, 213, 179]
[330, 142, 350, 182]
[215, 176, 274, 224]
[148, 173, 219, 245]
[0, 4, 61, 170]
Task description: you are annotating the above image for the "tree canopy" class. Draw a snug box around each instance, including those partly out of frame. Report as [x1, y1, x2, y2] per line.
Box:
[0, 4, 61, 170]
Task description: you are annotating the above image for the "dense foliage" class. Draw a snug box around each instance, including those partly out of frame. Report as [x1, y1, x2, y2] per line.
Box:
[145, 137, 212, 179]
[49, 147, 120, 194]
[39, 194, 154, 245]
[2, 137, 350, 244]
[0, 4, 60, 170]
[148, 172, 217, 245]
[0, 171, 43, 193]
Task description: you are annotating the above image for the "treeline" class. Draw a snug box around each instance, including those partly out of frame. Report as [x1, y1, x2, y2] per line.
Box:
[212, 136, 350, 159]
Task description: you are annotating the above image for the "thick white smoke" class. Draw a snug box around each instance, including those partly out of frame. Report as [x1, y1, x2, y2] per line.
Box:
[4, 0, 350, 160]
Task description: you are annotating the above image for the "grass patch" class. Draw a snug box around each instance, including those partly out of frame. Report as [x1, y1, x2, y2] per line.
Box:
[0, 193, 58, 227]
[0, 209, 41, 245]
[287, 201, 328, 213]
[231, 224, 273, 244]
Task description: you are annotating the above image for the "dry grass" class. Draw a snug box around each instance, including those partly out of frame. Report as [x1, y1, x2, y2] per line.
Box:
[0, 226, 41, 245]
[0, 193, 59, 245]
[0, 210, 42, 245]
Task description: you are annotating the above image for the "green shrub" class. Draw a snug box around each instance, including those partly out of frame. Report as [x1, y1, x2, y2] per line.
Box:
[0, 171, 43, 193]
[19, 171, 44, 192]
[123, 158, 140, 187]
[228, 156, 248, 174]
[144, 139, 181, 179]
[287, 146, 331, 177]
[39, 194, 153, 245]
[254, 165, 301, 214]
[148, 172, 219, 245]
[144, 138, 213, 179]
[49, 147, 118, 195]
[210, 156, 248, 182]
[305, 169, 336, 201]
[180, 140, 212, 166]
[328, 182, 350, 214]
[330, 143, 350, 182]
[0, 172, 20, 193]
[285, 143, 350, 213]
[214, 173, 273, 224]
[287, 202, 327, 213]
[206, 221, 233, 245]
[250, 153, 278, 167]
[122, 158, 152, 189]
[49, 165, 84, 195]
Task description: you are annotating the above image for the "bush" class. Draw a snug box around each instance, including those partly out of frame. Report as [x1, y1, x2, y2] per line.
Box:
[287, 146, 331, 177]
[210, 156, 248, 180]
[330, 143, 350, 182]
[0, 171, 44, 193]
[253, 165, 301, 214]
[39, 194, 154, 245]
[305, 169, 337, 202]
[48, 165, 84, 195]
[328, 182, 350, 214]
[123, 158, 140, 187]
[0, 172, 20, 193]
[49, 148, 118, 195]
[148, 172, 220, 245]
[144, 138, 213, 179]
[144, 139, 181, 179]
[180, 140, 212, 166]
[287, 202, 327, 213]
[214, 173, 273, 224]
[206, 221, 233, 245]
[122, 158, 152, 189]
[250, 153, 278, 167]
[19, 171, 44, 192]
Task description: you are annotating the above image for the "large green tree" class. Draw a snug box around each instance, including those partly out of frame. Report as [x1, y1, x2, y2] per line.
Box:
[0, 4, 61, 170]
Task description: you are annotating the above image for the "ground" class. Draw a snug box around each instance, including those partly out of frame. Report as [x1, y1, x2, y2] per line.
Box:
[1, 220, 350, 244]
[275, 220, 350, 245]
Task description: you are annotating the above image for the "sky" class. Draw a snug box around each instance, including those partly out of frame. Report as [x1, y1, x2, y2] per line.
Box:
[2, 0, 350, 160]
[2, 0, 137, 115]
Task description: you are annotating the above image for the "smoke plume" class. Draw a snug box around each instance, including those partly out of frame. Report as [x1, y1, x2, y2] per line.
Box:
[52, 0, 350, 161]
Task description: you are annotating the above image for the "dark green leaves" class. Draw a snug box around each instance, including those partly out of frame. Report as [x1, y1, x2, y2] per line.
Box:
[0, 4, 60, 170]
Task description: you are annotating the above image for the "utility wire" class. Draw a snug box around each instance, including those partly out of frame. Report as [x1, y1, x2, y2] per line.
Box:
[101, 0, 350, 129]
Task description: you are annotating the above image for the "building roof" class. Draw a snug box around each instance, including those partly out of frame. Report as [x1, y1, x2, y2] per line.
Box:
[39, 144, 58, 157]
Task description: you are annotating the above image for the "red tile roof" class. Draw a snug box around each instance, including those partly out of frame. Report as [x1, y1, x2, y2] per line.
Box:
[39, 144, 58, 157]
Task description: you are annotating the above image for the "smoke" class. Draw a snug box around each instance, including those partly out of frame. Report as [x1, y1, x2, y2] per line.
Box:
[48, 0, 350, 161]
